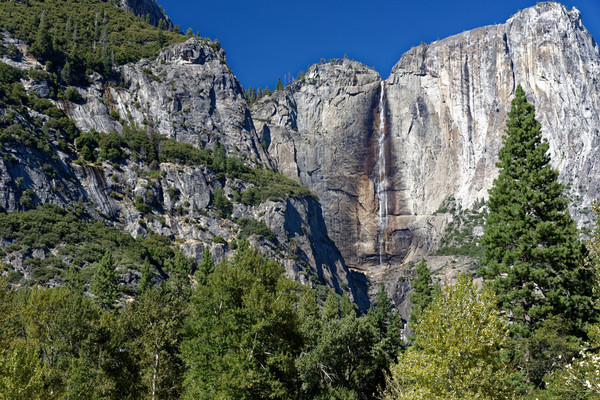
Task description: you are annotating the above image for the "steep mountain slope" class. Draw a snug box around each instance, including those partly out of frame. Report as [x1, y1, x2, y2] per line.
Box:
[2, 0, 598, 313]
[118, 0, 172, 28]
[0, 2, 367, 307]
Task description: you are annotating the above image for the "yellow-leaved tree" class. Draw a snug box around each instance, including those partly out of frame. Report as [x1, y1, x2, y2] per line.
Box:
[381, 274, 517, 400]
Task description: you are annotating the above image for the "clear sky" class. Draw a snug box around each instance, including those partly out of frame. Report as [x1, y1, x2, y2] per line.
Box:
[157, 1, 600, 90]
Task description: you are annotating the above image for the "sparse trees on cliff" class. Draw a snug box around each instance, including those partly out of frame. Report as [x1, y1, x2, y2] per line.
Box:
[409, 258, 436, 328]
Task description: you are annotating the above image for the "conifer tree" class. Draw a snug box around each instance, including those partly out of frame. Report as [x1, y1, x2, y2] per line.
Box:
[479, 85, 594, 336]
[90, 251, 119, 310]
[195, 247, 214, 286]
[276, 77, 284, 91]
[409, 259, 434, 328]
[137, 259, 154, 294]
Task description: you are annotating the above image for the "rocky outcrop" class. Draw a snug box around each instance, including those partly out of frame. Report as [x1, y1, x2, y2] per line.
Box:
[0, 130, 366, 304]
[385, 2, 600, 220]
[3, 1, 599, 312]
[253, 59, 396, 275]
[0, 34, 366, 305]
[65, 38, 270, 166]
[255, 2, 600, 286]
[118, 0, 172, 28]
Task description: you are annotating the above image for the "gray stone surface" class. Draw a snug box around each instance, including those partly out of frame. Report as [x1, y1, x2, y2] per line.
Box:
[253, 2, 600, 310]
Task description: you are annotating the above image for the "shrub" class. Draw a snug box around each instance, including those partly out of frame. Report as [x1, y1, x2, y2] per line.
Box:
[64, 87, 83, 103]
[237, 218, 276, 242]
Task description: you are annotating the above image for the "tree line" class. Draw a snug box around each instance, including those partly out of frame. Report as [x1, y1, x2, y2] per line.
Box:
[0, 239, 404, 399]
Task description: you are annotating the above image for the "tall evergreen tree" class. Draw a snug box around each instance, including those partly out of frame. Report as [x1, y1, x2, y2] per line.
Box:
[479, 85, 594, 336]
[275, 77, 284, 91]
[138, 258, 154, 294]
[195, 247, 214, 286]
[181, 243, 302, 399]
[409, 259, 434, 328]
[90, 251, 119, 310]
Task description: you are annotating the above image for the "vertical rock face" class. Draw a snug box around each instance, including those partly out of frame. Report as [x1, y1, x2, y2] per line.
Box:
[386, 2, 600, 219]
[256, 2, 600, 278]
[253, 59, 387, 273]
[118, 0, 172, 28]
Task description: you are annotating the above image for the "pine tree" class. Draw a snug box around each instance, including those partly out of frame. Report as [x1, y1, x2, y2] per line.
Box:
[90, 251, 119, 310]
[138, 259, 154, 294]
[30, 12, 54, 62]
[165, 252, 192, 299]
[195, 247, 214, 286]
[276, 77, 284, 91]
[409, 259, 434, 328]
[479, 85, 594, 336]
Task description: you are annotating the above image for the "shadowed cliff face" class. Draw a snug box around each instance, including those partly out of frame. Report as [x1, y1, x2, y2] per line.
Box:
[254, 2, 600, 281]
[0, 35, 369, 307]
[118, 0, 172, 28]
[253, 59, 398, 274]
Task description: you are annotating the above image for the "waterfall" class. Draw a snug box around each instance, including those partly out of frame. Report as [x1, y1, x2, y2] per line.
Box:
[376, 81, 388, 267]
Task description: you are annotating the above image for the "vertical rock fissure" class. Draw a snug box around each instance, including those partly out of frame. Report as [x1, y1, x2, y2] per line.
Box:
[376, 81, 388, 267]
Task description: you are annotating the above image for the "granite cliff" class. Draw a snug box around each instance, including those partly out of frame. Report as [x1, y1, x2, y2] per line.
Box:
[0, 32, 367, 307]
[1, 1, 598, 313]
[253, 2, 600, 307]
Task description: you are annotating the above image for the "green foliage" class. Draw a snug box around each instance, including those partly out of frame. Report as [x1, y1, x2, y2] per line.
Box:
[137, 259, 154, 294]
[237, 217, 276, 242]
[0, 339, 49, 399]
[75, 130, 99, 162]
[409, 258, 434, 328]
[435, 198, 486, 257]
[239, 166, 315, 205]
[0, 204, 186, 291]
[90, 250, 119, 310]
[0, 0, 186, 82]
[514, 316, 582, 390]
[296, 286, 403, 399]
[181, 242, 302, 399]
[119, 287, 186, 399]
[19, 189, 34, 209]
[479, 85, 594, 337]
[195, 247, 214, 286]
[538, 324, 600, 399]
[212, 187, 232, 218]
[99, 131, 126, 162]
[276, 77, 284, 91]
[164, 252, 193, 299]
[0, 284, 140, 399]
[382, 274, 517, 400]
[243, 84, 273, 105]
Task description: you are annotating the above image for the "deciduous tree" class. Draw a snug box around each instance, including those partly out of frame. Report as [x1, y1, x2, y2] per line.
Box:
[382, 274, 516, 400]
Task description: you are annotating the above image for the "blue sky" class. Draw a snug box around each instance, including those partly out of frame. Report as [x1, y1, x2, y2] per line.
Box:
[157, 1, 600, 89]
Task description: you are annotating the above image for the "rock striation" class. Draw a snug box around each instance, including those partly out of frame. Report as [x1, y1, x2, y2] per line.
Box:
[2, 1, 599, 312]
[254, 2, 600, 287]
[0, 35, 367, 307]
[66, 38, 270, 166]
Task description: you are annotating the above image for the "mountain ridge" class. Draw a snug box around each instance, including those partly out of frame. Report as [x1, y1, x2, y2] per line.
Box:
[1, 1, 599, 314]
